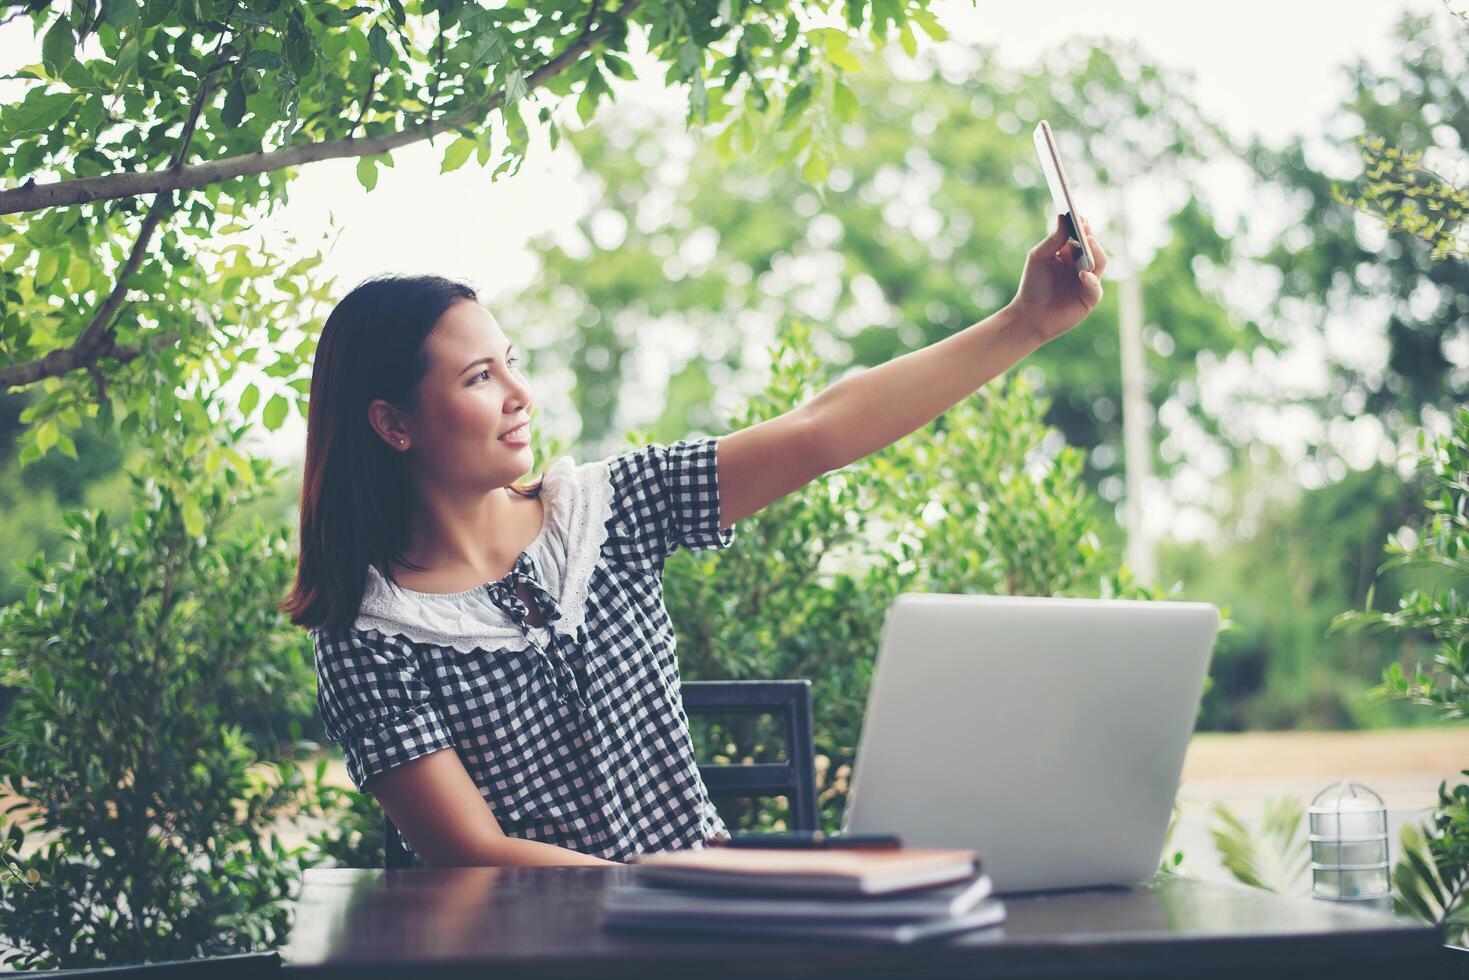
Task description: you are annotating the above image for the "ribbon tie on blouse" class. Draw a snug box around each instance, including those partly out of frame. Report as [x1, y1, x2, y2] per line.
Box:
[483, 552, 589, 711]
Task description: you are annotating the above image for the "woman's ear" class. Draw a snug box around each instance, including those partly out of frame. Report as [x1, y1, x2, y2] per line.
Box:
[368, 398, 411, 451]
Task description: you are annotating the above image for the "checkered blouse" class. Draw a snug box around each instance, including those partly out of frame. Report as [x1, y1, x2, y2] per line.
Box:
[311, 436, 737, 863]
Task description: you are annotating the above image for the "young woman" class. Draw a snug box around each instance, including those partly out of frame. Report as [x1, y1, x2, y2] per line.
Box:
[283, 214, 1107, 868]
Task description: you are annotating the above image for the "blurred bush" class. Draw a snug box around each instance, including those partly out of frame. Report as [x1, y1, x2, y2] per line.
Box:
[663, 320, 1170, 832]
[0, 410, 355, 969]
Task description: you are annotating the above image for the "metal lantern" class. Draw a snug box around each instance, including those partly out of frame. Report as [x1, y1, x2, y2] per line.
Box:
[1308, 780, 1391, 910]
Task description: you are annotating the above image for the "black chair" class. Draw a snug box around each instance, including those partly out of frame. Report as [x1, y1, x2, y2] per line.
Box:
[681, 678, 819, 833]
[384, 678, 818, 868]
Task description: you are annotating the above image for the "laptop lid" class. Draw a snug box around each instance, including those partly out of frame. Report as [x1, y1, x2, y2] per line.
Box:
[842, 593, 1219, 894]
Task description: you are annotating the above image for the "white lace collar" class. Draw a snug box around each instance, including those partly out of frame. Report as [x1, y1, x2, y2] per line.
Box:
[353, 453, 615, 654]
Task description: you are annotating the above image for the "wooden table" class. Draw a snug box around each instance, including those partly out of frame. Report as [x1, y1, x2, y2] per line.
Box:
[281, 866, 1450, 979]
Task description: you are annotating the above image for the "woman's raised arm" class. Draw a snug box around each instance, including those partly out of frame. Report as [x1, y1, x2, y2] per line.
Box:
[716, 214, 1108, 523]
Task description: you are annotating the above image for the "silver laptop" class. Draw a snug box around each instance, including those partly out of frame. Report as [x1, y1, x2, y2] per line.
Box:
[842, 593, 1219, 894]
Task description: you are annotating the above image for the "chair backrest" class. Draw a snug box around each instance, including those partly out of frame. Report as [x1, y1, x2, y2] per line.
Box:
[383, 678, 817, 868]
[681, 678, 818, 833]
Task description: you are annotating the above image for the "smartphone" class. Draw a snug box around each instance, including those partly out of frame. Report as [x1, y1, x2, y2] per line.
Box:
[714, 831, 903, 850]
[1033, 119, 1096, 273]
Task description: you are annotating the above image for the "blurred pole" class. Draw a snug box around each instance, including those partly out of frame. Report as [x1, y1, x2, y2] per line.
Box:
[1115, 199, 1156, 583]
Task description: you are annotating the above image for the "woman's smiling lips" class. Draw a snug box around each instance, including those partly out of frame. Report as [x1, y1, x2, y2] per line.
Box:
[499, 420, 530, 445]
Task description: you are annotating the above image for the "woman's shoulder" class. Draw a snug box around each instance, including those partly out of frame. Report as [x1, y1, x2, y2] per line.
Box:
[536, 452, 615, 553]
[594, 436, 734, 564]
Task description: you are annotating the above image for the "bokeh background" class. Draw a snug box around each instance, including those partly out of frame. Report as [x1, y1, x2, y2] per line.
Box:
[1, 0, 1466, 962]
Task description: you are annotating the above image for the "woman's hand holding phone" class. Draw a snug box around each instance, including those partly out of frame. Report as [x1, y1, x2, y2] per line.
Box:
[1009, 119, 1108, 346]
[1007, 211, 1108, 347]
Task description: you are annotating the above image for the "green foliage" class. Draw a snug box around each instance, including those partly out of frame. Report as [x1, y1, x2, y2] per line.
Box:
[0, 388, 136, 609]
[1394, 787, 1469, 948]
[1208, 796, 1311, 896]
[1162, 458, 1427, 730]
[661, 319, 1169, 832]
[506, 37, 1258, 494]
[1327, 3, 1467, 264]
[1332, 406, 1469, 945]
[1332, 408, 1469, 722]
[1, 0, 944, 455]
[1248, 10, 1467, 443]
[1334, 136, 1469, 262]
[1157, 801, 1185, 875]
[0, 410, 357, 969]
[295, 768, 387, 872]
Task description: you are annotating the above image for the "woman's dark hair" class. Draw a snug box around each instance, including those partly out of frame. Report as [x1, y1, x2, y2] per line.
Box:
[281, 273, 543, 632]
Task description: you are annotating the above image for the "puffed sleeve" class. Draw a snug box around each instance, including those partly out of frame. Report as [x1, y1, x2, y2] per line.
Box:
[311, 626, 456, 792]
[602, 435, 738, 570]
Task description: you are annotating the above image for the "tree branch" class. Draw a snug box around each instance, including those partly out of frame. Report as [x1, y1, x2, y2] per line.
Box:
[0, 0, 641, 216]
[0, 0, 636, 394]
[2, 23, 236, 393]
[69, 33, 230, 368]
[351, 72, 378, 139]
[0, 53, 220, 390]
[0, 330, 182, 391]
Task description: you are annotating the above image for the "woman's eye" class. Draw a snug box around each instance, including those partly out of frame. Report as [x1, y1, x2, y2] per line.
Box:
[474, 357, 519, 383]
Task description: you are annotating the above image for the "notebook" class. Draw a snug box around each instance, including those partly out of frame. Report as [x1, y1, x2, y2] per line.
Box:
[601, 898, 1007, 944]
[603, 872, 994, 921]
[628, 846, 980, 896]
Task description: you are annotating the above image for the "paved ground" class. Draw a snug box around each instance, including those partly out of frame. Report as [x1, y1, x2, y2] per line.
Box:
[8, 728, 1468, 893]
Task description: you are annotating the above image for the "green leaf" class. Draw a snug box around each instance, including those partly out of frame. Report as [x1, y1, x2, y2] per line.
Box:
[102, 0, 140, 30]
[356, 156, 379, 191]
[41, 15, 75, 75]
[262, 394, 288, 431]
[368, 24, 394, 66]
[577, 72, 603, 125]
[114, 32, 140, 85]
[813, 29, 862, 73]
[801, 147, 828, 186]
[242, 51, 283, 72]
[780, 75, 817, 130]
[1208, 797, 1309, 895]
[34, 249, 61, 288]
[238, 382, 260, 418]
[468, 29, 508, 69]
[221, 80, 247, 129]
[181, 496, 205, 537]
[34, 420, 58, 454]
[503, 68, 528, 105]
[833, 77, 858, 121]
[224, 447, 255, 484]
[602, 52, 635, 81]
[898, 22, 918, 58]
[10, 92, 80, 137]
[911, 8, 948, 42]
[440, 135, 475, 174]
[677, 41, 701, 79]
[870, 0, 904, 36]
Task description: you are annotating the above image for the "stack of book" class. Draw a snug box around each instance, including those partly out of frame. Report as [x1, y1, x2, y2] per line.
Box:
[600, 839, 1005, 944]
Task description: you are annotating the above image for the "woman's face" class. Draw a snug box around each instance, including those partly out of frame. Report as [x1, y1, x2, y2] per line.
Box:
[382, 299, 535, 488]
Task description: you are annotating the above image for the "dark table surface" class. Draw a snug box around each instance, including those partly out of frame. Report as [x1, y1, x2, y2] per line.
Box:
[280, 866, 1448, 979]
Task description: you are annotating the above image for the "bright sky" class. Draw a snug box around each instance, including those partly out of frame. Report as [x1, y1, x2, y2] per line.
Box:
[1, 0, 1456, 543]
